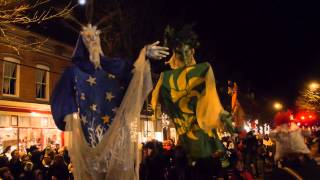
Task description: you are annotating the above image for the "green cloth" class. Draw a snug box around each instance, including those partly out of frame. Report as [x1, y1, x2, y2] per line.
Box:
[159, 62, 231, 160]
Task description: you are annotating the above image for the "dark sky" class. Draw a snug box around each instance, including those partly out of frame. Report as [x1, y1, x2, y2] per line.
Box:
[31, 0, 320, 110]
[188, 0, 320, 108]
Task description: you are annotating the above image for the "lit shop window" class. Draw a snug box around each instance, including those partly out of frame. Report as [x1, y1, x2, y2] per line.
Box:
[35, 64, 49, 100]
[2, 57, 20, 96]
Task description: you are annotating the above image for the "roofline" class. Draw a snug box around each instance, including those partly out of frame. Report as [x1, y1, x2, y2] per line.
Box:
[0, 25, 74, 60]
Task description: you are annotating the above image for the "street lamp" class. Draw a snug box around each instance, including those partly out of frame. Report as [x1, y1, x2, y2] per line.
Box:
[309, 82, 319, 91]
[274, 102, 283, 110]
[78, 0, 86, 5]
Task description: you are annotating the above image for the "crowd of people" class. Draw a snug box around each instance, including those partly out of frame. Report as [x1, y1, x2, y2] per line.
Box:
[1, 115, 320, 180]
[139, 133, 272, 180]
[140, 127, 320, 180]
[0, 145, 73, 180]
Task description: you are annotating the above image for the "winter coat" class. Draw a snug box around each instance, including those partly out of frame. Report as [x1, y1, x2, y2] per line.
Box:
[269, 123, 310, 161]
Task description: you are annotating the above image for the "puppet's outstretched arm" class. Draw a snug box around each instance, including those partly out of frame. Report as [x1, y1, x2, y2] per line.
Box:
[145, 41, 169, 60]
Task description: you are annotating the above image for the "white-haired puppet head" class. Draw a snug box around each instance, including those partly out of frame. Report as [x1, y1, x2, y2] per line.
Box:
[81, 24, 104, 69]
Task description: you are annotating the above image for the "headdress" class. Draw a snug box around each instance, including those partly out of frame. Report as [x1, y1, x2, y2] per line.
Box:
[80, 24, 104, 69]
[164, 24, 200, 68]
[164, 24, 200, 51]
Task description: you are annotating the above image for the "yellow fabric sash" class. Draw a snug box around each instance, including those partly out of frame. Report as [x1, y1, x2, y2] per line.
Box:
[196, 65, 224, 134]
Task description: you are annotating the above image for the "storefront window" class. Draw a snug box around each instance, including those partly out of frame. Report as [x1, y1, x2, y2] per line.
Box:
[18, 128, 42, 152]
[43, 129, 61, 147]
[0, 115, 63, 152]
[0, 127, 18, 153]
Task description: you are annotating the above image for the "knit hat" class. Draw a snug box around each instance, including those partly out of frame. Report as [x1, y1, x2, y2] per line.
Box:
[274, 111, 292, 127]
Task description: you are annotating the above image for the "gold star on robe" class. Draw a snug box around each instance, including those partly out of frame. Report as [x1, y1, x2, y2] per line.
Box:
[80, 93, 86, 100]
[90, 104, 97, 111]
[105, 92, 115, 102]
[86, 76, 96, 86]
[102, 115, 110, 124]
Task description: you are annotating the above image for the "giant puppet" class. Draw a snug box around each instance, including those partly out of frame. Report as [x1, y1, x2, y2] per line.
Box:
[151, 25, 234, 162]
[50, 24, 169, 180]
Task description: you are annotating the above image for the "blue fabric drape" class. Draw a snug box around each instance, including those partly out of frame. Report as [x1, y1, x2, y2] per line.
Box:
[51, 36, 133, 146]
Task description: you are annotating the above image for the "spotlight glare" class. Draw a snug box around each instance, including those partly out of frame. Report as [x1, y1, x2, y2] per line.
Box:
[78, 0, 86, 5]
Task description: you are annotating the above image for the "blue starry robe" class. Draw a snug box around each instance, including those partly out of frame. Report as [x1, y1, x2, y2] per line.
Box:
[50, 37, 132, 147]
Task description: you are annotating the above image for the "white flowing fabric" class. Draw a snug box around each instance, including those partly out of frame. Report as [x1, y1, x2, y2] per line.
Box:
[64, 48, 152, 180]
[269, 123, 311, 161]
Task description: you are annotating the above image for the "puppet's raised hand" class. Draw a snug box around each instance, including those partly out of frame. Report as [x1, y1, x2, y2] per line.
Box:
[146, 41, 170, 60]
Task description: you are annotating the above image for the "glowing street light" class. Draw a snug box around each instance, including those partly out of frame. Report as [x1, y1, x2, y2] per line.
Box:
[78, 0, 86, 5]
[274, 102, 283, 110]
[309, 82, 319, 91]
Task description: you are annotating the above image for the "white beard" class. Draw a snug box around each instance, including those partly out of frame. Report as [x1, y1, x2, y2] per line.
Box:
[87, 41, 102, 69]
[81, 24, 104, 69]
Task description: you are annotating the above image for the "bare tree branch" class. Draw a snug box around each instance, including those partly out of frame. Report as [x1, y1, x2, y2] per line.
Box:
[0, 0, 75, 53]
[0, 1, 75, 24]
[296, 88, 320, 112]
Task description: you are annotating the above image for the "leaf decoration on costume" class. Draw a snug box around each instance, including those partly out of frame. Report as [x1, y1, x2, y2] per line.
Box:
[167, 66, 207, 140]
[163, 24, 200, 50]
[170, 67, 204, 110]
[95, 125, 104, 142]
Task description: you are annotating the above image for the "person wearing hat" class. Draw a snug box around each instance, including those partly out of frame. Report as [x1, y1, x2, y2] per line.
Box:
[269, 111, 310, 161]
[267, 111, 320, 180]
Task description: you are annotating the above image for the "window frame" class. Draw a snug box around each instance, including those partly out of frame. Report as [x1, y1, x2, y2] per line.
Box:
[35, 64, 50, 101]
[2, 57, 20, 97]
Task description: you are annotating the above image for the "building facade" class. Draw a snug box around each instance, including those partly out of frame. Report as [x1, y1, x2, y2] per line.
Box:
[0, 27, 73, 152]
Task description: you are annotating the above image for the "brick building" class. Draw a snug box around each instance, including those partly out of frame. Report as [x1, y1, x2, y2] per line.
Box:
[0, 26, 73, 152]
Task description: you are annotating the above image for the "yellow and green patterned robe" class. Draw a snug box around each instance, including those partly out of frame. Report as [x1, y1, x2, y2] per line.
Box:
[152, 62, 233, 160]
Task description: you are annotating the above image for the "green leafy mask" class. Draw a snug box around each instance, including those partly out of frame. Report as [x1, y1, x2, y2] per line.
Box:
[175, 44, 193, 66]
[164, 24, 199, 66]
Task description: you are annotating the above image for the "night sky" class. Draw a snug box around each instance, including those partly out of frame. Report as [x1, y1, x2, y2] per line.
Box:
[30, 0, 320, 113]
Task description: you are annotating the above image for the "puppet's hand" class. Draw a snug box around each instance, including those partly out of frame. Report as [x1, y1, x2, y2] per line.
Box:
[146, 41, 169, 60]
